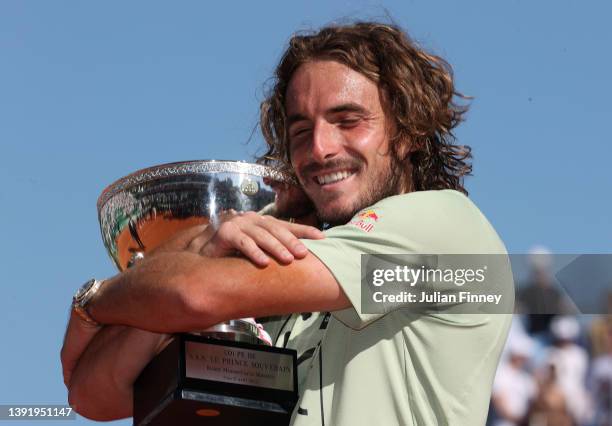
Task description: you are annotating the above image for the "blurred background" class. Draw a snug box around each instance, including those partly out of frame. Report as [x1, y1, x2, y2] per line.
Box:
[0, 1, 610, 425]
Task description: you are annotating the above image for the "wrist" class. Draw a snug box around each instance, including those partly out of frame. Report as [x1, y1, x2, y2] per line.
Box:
[86, 275, 117, 325]
[73, 278, 109, 326]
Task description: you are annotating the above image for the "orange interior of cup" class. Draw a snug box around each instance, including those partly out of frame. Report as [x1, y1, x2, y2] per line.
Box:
[116, 215, 209, 270]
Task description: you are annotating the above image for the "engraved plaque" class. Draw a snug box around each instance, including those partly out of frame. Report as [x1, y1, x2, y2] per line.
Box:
[134, 334, 298, 426]
[185, 342, 294, 391]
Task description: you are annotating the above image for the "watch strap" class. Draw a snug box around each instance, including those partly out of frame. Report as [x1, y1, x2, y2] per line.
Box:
[73, 279, 104, 326]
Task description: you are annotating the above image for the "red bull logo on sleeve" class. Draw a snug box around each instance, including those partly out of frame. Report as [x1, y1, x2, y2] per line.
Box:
[358, 209, 379, 221]
[349, 208, 380, 233]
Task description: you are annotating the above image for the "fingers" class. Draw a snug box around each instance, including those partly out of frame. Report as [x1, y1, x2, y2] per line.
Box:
[255, 218, 311, 259]
[198, 212, 325, 265]
[61, 311, 104, 387]
[206, 220, 272, 266]
[234, 213, 320, 261]
[284, 221, 325, 240]
[186, 211, 238, 253]
[187, 231, 212, 253]
[242, 221, 296, 263]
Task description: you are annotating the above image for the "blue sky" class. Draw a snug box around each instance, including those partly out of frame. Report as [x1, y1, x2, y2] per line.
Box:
[1, 1, 610, 424]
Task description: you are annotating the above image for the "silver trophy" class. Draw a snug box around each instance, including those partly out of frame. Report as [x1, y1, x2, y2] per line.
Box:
[97, 160, 299, 426]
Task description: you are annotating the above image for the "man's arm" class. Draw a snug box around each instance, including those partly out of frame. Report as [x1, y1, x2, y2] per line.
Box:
[64, 214, 339, 419]
[67, 325, 170, 420]
[89, 249, 350, 333]
[62, 213, 321, 380]
[67, 250, 347, 420]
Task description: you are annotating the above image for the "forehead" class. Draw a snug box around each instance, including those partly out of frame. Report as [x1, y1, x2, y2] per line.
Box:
[285, 60, 382, 116]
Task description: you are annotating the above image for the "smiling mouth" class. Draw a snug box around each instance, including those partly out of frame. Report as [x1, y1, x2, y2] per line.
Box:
[314, 170, 356, 186]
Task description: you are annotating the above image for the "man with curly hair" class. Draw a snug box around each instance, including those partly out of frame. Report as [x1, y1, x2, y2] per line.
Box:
[62, 21, 512, 425]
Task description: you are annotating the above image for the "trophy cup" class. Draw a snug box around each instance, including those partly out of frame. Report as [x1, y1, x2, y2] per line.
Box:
[97, 160, 299, 426]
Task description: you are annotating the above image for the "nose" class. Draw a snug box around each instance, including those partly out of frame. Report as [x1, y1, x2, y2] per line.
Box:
[310, 121, 342, 163]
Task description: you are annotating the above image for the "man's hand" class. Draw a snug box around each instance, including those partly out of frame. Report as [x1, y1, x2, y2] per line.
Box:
[60, 310, 102, 388]
[186, 211, 324, 266]
[67, 325, 171, 420]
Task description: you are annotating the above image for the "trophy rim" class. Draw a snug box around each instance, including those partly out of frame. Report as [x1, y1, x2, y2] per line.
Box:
[97, 160, 297, 214]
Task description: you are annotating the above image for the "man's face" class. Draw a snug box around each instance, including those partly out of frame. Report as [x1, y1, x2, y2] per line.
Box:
[286, 60, 399, 225]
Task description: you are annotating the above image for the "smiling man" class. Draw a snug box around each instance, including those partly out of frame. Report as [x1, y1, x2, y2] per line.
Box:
[62, 22, 513, 425]
[283, 60, 398, 224]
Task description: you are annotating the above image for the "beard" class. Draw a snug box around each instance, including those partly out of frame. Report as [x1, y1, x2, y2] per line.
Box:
[300, 157, 402, 227]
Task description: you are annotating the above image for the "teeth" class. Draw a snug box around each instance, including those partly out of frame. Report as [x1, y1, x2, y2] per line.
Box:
[316, 171, 353, 185]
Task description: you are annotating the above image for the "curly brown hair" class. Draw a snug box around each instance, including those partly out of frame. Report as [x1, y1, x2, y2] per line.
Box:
[259, 21, 472, 195]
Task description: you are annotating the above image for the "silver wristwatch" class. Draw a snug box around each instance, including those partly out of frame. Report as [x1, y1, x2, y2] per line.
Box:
[72, 278, 105, 325]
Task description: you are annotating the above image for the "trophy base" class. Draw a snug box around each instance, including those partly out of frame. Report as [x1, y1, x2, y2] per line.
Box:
[135, 389, 295, 426]
[133, 334, 298, 426]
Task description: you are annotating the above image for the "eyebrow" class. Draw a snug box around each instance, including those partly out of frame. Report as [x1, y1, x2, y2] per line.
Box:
[286, 113, 309, 127]
[286, 103, 370, 127]
[327, 103, 369, 115]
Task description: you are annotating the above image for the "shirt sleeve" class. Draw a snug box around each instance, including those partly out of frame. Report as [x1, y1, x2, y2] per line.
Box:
[299, 190, 513, 330]
[300, 195, 428, 329]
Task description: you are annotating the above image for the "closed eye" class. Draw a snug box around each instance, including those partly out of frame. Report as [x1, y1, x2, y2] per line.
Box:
[339, 118, 361, 128]
[290, 127, 312, 139]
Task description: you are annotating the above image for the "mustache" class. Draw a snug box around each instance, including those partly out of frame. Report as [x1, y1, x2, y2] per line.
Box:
[299, 158, 363, 177]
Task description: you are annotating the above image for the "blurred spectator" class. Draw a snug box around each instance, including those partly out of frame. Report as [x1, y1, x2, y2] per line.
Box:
[542, 316, 593, 425]
[488, 244, 609, 425]
[499, 316, 531, 360]
[518, 246, 570, 337]
[529, 363, 575, 426]
[589, 327, 612, 426]
[590, 292, 612, 358]
[491, 334, 538, 426]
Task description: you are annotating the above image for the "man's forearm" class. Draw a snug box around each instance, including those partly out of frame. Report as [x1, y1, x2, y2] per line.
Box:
[88, 251, 221, 332]
[87, 249, 348, 333]
[68, 325, 169, 420]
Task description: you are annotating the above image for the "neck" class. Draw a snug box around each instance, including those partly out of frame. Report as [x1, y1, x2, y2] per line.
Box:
[293, 211, 320, 227]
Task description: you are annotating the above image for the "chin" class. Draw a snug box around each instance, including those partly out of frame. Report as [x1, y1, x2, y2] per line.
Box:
[316, 200, 360, 226]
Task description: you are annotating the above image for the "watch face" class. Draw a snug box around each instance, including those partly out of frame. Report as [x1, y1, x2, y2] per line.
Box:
[75, 279, 96, 302]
